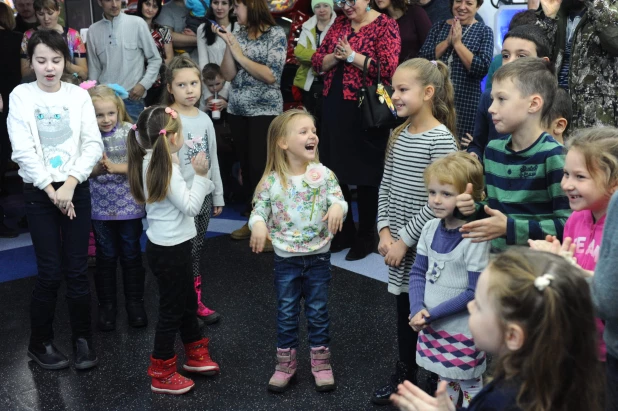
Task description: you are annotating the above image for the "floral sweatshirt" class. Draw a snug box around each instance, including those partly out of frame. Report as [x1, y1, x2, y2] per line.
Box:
[248, 164, 348, 257]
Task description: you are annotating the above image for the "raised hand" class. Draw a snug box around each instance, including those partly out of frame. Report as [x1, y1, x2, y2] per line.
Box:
[191, 152, 210, 176]
[540, 0, 562, 19]
[456, 183, 475, 216]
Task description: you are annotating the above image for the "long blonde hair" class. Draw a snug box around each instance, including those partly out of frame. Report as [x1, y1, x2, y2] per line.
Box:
[254, 109, 318, 196]
[388, 58, 457, 153]
[88, 85, 133, 123]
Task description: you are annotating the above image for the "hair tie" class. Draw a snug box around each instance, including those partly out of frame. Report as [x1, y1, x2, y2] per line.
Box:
[159, 129, 167, 136]
[79, 80, 97, 90]
[107, 83, 129, 99]
[534, 274, 554, 292]
[165, 107, 178, 119]
[132, 126, 146, 148]
[431, 60, 438, 66]
[131, 124, 137, 130]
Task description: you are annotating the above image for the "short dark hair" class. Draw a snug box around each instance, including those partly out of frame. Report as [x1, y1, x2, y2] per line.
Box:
[493, 57, 557, 124]
[508, 10, 538, 31]
[27, 29, 71, 63]
[136, 0, 163, 21]
[202, 63, 223, 81]
[546, 88, 572, 135]
[449, 0, 484, 14]
[0, 2, 16, 30]
[503, 25, 551, 59]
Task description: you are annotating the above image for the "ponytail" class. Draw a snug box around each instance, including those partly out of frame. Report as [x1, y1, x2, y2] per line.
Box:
[127, 126, 147, 204]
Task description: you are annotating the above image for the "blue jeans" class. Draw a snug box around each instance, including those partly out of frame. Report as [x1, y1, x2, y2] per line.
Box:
[91, 219, 143, 270]
[274, 252, 332, 349]
[123, 98, 145, 122]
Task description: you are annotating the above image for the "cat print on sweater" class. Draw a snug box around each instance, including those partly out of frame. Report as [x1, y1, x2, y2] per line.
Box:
[34, 105, 72, 170]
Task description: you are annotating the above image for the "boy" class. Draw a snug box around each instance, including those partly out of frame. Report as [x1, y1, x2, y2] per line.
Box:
[457, 57, 571, 251]
[467, 25, 551, 160]
[200, 63, 230, 116]
[543, 88, 572, 144]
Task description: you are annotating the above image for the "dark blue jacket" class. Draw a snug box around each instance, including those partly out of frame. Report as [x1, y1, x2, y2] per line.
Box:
[467, 89, 507, 161]
[460, 378, 522, 411]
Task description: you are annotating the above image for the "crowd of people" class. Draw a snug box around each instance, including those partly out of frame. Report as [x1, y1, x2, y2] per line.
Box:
[1, 0, 618, 409]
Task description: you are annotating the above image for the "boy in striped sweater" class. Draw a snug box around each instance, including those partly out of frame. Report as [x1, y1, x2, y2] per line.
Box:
[455, 57, 571, 250]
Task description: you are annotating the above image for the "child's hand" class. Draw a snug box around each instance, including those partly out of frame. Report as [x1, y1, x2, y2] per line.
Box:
[460, 133, 473, 150]
[384, 239, 409, 267]
[390, 380, 455, 411]
[91, 161, 107, 177]
[213, 206, 223, 217]
[456, 183, 475, 216]
[322, 203, 343, 234]
[529, 235, 578, 265]
[409, 309, 430, 332]
[460, 205, 507, 243]
[378, 228, 395, 256]
[204, 96, 213, 111]
[250, 221, 269, 253]
[191, 152, 209, 176]
[216, 99, 228, 110]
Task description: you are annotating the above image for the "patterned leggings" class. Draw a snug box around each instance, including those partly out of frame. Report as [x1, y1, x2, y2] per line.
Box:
[439, 376, 483, 407]
[191, 194, 213, 278]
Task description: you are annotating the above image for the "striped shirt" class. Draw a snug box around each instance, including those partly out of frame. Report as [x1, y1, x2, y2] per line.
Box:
[483, 132, 570, 250]
[377, 124, 458, 295]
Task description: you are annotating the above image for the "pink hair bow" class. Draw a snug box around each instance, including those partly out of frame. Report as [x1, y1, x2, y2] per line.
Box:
[159, 129, 167, 135]
[185, 135, 202, 149]
[165, 107, 178, 119]
[80, 80, 97, 90]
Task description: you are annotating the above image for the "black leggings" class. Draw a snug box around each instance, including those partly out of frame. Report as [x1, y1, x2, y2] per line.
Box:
[396, 292, 419, 376]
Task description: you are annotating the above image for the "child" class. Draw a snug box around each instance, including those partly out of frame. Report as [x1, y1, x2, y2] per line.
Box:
[7, 30, 103, 370]
[466, 25, 551, 159]
[164, 55, 224, 324]
[392, 248, 604, 411]
[543, 88, 572, 144]
[127, 106, 219, 394]
[248, 109, 347, 393]
[87, 84, 147, 331]
[185, 0, 209, 33]
[408, 152, 489, 408]
[456, 57, 571, 252]
[372, 58, 458, 405]
[199, 63, 230, 117]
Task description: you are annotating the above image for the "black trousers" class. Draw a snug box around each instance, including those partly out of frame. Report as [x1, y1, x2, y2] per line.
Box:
[146, 240, 201, 360]
[396, 292, 419, 376]
[608, 353, 618, 411]
[229, 114, 276, 206]
[339, 184, 379, 240]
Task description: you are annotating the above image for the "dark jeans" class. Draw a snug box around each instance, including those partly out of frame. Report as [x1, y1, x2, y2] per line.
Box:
[123, 98, 145, 123]
[146, 240, 201, 360]
[91, 218, 143, 270]
[274, 252, 332, 349]
[396, 292, 419, 376]
[24, 182, 93, 344]
[608, 354, 618, 411]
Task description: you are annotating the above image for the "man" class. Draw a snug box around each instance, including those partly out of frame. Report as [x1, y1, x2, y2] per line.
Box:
[14, 0, 38, 33]
[87, 0, 162, 120]
[156, 0, 199, 62]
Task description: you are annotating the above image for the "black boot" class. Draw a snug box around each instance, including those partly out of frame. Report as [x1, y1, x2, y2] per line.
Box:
[123, 266, 147, 328]
[345, 235, 376, 261]
[94, 258, 117, 331]
[67, 294, 98, 370]
[28, 298, 69, 370]
[371, 361, 415, 405]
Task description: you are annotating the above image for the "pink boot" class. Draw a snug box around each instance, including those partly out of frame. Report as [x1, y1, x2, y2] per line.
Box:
[267, 348, 297, 392]
[194, 277, 221, 324]
[311, 346, 336, 392]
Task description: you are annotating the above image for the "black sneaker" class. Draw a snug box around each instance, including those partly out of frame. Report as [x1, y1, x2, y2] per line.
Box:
[27, 341, 70, 370]
[371, 361, 413, 405]
[0, 222, 18, 238]
[73, 338, 99, 370]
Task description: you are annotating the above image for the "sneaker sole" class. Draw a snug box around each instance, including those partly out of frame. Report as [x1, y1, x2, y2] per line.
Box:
[183, 365, 220, 376]
[267, 373, 296, 393]
[27, 351, 70, 370]
[151, 385, 194, 395]
[74, 357, 99, 370]
[315, 383, 336, 392]
[197, 312, 221, 324]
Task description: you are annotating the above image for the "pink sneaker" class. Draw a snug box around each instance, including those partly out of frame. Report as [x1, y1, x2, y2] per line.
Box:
[311, 346, 336, 392]
[194, 277, 221, 324]
[267, 348, 297, 392]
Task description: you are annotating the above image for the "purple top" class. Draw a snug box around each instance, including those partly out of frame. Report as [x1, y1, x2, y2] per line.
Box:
[90, 122, 145, 221]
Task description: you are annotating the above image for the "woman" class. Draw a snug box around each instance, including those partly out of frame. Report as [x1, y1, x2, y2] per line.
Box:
[311, 0, 400, 261]
[135, 0, 174, 107]
[374, 0, 432, 64]
[419, 0, 493, 142]
[293, 0, 336, 133]
[197, 0, 237, 70]
[20, 0, 87, 80]
[214, 0, 287, 245]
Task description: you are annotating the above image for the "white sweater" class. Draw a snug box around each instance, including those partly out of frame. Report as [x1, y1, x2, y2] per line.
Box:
[7, 82, 104, 189]
[143, 150, 212, 246]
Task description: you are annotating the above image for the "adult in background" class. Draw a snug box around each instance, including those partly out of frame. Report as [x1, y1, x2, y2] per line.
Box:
[0, 2, 22, 238]
[373, 0, 431, 64]
[293, 0, 336, 134]
[20, 0, 88, 80]
[417, 0, 483, 26]
[312, 0, 400, 261]
[14, 0, 38, 33]
[135, 0, 174, 106]
[156, 0, 199, 62]
[535, 0, 618, 129]
[419, 0, 493, 142]
[197, 0, 237, 70]
[214, 0, 287, 246]
[87, 0, 162, 121]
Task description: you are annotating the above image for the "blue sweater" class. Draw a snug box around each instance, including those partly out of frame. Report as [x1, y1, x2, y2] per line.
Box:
[467, 89, 507, 160]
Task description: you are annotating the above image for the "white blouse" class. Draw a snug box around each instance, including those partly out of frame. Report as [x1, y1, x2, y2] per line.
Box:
[196, 22, 234, 70]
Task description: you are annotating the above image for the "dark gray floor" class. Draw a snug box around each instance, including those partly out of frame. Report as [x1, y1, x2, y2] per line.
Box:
[0, 235, 402, 411]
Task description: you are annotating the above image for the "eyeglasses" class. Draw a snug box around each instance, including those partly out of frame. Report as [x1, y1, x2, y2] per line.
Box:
[334, 0, 356, 8]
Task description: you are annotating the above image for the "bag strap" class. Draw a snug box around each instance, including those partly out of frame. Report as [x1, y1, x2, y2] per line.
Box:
[361, 56, 382, 87]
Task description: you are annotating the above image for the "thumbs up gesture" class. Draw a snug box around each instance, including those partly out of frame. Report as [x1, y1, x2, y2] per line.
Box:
[456, 183, 476, 216]
[460, 205, 507, 243]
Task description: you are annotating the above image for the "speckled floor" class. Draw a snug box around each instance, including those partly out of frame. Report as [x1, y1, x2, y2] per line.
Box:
[0, 235, 403, 411]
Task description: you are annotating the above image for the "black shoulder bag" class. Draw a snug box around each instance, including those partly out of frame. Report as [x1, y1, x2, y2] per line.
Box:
[357, 56, 403, 130]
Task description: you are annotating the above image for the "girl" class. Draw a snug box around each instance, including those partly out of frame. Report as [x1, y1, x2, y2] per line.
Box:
[127, 106, 220, 395]
[164, 55, 224, 324]
[408, 152, 489, 407]
[372, 58, 458, 404]
[87, 84, 147, 331]
[529, 128, 618, 362]
[391, 248, 604, 411]
[7, 30, 103, 370]
[249, 109, 347, 393]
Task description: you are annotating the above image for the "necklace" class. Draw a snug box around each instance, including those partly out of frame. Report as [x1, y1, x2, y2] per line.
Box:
[446, 23, 473, 71]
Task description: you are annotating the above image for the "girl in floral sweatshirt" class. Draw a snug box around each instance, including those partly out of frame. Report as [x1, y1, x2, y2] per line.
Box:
[249, 109, 347, 393]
